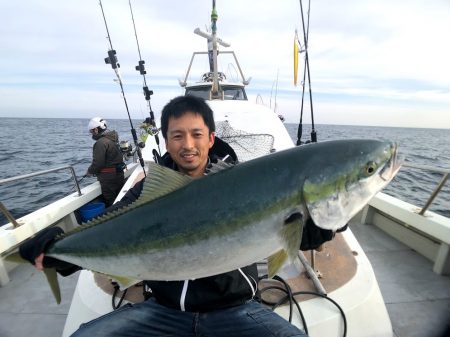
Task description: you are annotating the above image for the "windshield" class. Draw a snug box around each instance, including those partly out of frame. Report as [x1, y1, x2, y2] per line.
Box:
[186, 86, 247, 101]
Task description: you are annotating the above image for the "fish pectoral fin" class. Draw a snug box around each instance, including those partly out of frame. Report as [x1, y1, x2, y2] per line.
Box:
[267, 250, 288, 278]
[104, 273, 141, 290]
[268, 212, 304, 278]
[43, 268, 61, 304]
[303, 179, 328, 228]
[282, 212, 303, 261]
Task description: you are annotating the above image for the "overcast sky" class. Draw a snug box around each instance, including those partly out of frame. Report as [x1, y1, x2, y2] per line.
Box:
[1, 0, 449, 128]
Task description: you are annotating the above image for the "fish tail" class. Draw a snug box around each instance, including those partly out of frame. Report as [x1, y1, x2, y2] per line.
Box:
[5, 252, 62, 304]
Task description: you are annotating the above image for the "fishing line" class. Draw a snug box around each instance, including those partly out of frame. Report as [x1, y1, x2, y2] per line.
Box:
[69, 174, 87, 192]
[76, 174, 87, 185]
[296, 0, 317, 145]
[128, 0, 161, 160]
[98, 0, 146, 177]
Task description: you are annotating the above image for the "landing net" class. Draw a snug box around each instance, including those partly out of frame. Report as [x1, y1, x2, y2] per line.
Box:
[216, 121, 274, 162]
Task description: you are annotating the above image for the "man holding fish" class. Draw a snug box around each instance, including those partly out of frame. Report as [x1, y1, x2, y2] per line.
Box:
[20, 95, 309, 336]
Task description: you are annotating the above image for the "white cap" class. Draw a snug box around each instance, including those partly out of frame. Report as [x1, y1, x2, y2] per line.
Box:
[88, 117, 107, 131]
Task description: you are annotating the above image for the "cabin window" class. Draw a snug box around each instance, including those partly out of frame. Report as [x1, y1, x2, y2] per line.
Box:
[185, 87, 247, 101]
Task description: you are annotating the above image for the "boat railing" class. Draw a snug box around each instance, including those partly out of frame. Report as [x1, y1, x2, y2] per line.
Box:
[363, 162, 450, 275]
[179, 51, 250, 87]
[402, 163, 449, 215]
[0, 166, 82, 228]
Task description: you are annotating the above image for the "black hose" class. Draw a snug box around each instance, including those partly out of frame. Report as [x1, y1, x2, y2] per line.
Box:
[259, 274, 347, 337]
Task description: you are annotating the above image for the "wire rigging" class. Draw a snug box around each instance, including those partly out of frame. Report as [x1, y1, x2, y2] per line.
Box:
[98, 0, 146, 176]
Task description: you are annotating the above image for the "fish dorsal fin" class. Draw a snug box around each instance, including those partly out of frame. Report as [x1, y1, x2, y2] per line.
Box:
[137, 162, 193, 205]
[57, 163, 192, 240]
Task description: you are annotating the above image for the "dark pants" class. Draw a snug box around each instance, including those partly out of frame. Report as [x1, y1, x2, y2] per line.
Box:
[71, 298, 307, 337]
[97, 171, 125, 207]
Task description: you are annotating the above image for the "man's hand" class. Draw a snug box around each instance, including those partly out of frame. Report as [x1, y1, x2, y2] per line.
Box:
[35, 253, 45, 270]
[19, 227, 64, 268]
[19, 227, 81, 276]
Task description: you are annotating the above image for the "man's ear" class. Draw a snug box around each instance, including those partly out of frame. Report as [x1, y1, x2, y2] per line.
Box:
[209, 132, 216, 149]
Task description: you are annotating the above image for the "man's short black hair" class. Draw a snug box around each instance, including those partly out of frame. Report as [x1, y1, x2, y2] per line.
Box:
[160, 96, 215, 139]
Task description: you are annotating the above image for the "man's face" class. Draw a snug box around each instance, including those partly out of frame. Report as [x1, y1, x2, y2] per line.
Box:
[165, 112, 215, 177]
[90, 128, 99, 140]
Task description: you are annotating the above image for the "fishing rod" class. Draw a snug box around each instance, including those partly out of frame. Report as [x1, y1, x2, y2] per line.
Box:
[296, 0, 317, 145]
[128, 0, 162, 161]
[98, 0, 146, 176]
[295, 29, 306, 145]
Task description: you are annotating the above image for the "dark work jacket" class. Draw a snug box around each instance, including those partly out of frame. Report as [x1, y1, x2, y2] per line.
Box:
[87, 130, 123, 174]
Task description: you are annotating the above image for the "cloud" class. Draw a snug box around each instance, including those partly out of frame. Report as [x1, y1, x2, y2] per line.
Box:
[0, 0, 449, 128]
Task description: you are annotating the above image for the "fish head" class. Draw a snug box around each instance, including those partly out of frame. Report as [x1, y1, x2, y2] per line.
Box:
[302, 140, 401, 231]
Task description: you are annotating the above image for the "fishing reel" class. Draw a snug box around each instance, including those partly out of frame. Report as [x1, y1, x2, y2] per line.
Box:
[120, 140, 145, 162]
[119, 140, 133, 160]
[105, 50, 120, 69]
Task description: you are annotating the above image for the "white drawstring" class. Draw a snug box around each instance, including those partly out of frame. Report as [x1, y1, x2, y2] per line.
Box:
[180, 280, 189, 311]
[238, 268, 256, 297]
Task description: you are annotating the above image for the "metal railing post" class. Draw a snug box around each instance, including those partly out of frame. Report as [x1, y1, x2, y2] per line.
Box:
[419, 173, 449, 215]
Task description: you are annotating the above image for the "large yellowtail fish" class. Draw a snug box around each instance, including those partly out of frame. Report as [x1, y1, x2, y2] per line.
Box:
[10, 139, 400, 302]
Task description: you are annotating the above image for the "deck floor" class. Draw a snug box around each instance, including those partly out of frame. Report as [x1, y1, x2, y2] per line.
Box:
[350, 220, 450, 337]
[0, 220, 449, 337]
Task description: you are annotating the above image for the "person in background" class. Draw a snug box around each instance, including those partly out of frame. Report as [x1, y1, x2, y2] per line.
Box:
[87, 117, 125, 207]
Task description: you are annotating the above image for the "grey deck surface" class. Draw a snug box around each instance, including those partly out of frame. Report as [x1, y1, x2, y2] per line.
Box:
[350, 221, 450, 337]
[0, 220, 449, 337]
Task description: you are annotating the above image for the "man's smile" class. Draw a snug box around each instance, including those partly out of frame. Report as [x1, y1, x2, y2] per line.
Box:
[181, 151, 199, 160]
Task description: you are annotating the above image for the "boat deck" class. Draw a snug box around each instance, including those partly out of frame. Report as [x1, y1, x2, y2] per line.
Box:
[0, 219, 449, 337]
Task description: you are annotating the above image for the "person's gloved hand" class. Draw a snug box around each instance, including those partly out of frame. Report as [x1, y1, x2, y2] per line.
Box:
[19, 227, 63, 267]
[19, 227, 81, 276]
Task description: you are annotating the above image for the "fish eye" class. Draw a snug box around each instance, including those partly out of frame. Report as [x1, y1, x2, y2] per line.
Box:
[365, 161, 377, 175]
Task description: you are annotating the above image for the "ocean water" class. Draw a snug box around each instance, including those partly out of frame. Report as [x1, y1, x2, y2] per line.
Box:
[0, 118, 137, 226]
[0, 118, 449, 225]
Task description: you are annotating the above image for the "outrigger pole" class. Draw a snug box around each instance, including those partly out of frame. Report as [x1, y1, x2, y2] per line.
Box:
[191, 0, 223, 99]
[98, 0, 146, 176]
[210, 0, 221, 98]
[296, 0, 317, 145]
[128, 0, 161, 159]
